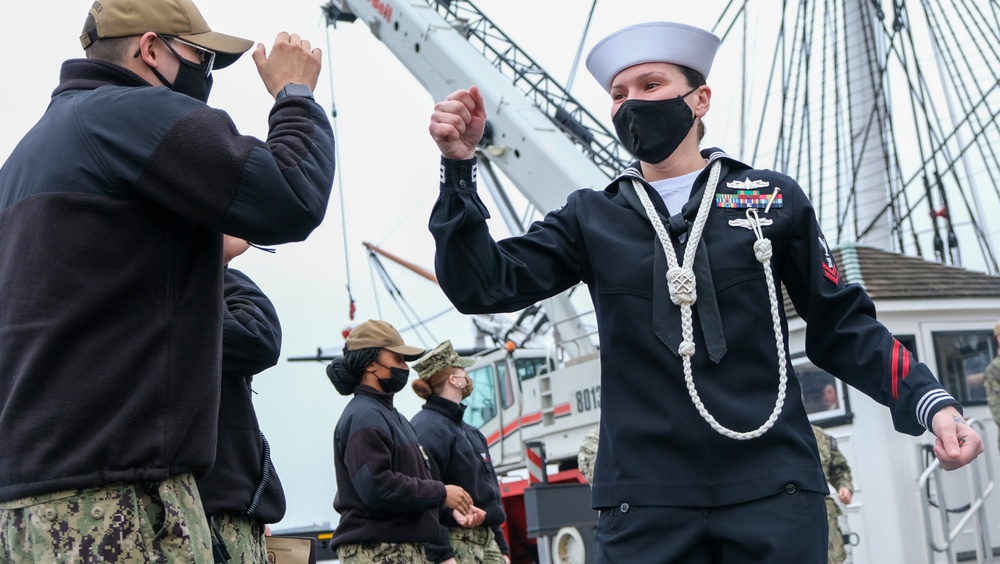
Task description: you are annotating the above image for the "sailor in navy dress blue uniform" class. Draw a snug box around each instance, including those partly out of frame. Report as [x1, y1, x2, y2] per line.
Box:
[425, 20, 983, 564]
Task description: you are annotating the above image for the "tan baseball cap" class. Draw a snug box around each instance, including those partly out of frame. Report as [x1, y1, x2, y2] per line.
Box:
[80, 0, 254, 69]
[345, 320, 425, 360]
[412, 340, 476, 380]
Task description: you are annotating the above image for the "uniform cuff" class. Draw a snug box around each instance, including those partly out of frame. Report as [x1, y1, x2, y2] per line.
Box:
[439, 156, 478, 194]
[918, 389, 962, 432]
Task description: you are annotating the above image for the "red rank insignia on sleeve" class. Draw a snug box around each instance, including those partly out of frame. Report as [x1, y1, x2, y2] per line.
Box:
[819, 235, 840, 284]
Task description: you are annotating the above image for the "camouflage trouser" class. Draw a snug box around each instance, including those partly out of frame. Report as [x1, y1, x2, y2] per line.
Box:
[826, 497, 846, 564]
[336, 541, 431, 563]
[210, 512, 267, 564]
[578, 426, 599, 484]
[0, 472, 213, 563]
[449, 526, 506, 564]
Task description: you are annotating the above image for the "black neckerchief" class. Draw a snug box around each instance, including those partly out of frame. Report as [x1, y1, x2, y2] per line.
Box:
[615, 152, 730, 363]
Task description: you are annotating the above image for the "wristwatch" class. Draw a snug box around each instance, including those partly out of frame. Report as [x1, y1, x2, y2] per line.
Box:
[276, 83, 314, 101]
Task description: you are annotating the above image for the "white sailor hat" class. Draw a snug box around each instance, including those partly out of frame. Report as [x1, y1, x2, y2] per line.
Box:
[586, 22, 722, 93]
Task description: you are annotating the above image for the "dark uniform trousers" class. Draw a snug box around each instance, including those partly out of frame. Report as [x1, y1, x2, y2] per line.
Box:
[595, 487, 828, 563]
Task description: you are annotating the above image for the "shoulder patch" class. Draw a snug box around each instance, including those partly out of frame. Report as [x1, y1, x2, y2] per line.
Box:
[819, 234, 840, 284]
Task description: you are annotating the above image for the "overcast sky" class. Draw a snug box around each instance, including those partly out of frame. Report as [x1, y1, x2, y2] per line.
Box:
[1, 0, 740, 530]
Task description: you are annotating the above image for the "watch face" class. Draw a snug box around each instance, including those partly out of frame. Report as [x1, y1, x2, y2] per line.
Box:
[280, 83, 314, 100]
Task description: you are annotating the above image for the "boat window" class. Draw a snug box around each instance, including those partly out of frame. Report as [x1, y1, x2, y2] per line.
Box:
[932, 329, 994, 405]
[497, 361, 515, 409]
[515, 357, 551, 382]
[463, 364, 497, 429]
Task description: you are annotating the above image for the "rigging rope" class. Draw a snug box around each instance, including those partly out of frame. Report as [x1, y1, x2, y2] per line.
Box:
[366, 252, 437, 348]
[324, 15, 356, 323]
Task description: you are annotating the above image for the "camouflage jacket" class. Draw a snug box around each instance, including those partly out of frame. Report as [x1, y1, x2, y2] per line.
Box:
[812, 425, 853, 495]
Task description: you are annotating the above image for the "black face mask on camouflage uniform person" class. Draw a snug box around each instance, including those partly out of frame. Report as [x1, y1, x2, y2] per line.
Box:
[153, 61, 213, 103]
[612, 86, 699, 164]
[144, 35, 215, 103]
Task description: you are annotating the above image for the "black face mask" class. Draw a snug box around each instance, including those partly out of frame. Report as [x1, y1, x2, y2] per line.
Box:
[144, 37, 214, 103]
[150, 60, 213, 103]
[375, 363, 411, 394]
[612, 86, 699, 164]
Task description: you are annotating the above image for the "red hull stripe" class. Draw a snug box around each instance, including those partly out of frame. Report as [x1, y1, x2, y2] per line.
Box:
[501, 420, 519, 439]
[486, 430, 501, 446]
[520, 412, 542, 426]
[480, 405, 575, 447]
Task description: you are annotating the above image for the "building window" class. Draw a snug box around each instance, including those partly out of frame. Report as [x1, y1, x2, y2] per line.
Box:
[932, 330, 995, 405]
[796, 363, 851, 424]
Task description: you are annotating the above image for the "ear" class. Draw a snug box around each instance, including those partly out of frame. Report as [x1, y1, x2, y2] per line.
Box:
[137, 32, 162, 68]
[693, 85, 712, 118]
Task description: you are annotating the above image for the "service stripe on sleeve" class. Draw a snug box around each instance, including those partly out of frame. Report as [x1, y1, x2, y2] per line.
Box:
[917, 389, 954, 430]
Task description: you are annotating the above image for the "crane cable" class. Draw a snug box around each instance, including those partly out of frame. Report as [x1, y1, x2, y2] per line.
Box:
[323, 15, 357, 324]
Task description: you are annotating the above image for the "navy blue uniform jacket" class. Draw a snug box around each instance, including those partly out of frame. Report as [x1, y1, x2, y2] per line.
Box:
[411, 395, 510, 562]
[428, 149, 960, 509]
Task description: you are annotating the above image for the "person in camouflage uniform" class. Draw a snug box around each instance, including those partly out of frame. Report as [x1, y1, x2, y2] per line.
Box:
[411, 341, 511, 564]
[578, 427, 600, 484]
[812, 425, 854, 564]
[983, 321, 1000, 452]
[0, 473, 213, 563]
[336, 542, 431, 563]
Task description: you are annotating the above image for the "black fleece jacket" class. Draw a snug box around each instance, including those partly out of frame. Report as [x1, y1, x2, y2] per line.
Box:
[411, 395, 510, 562]
[0, 59, 334, 501]
[196, 268, 286, 524]
[331, 386, 447, 548]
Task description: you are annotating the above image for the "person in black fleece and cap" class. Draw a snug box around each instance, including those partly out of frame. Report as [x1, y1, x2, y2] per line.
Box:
[327, 320, 475, 564]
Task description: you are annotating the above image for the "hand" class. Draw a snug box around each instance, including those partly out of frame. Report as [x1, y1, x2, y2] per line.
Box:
[503, 555, 511, 564]
[222, 235, 251, 265]
[429, 86, 487, 160]
[931, 406, 984, 471]
[252, 32, 323, 98]
[837, 486, 852, 505]
[264, 525, 272, 537]
[471, 505, 486, 526]
[444, 484, 473, 515]
[453, 505, 486, 528]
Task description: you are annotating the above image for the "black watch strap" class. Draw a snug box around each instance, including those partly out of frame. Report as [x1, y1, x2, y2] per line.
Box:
[276, 83, 314, 101]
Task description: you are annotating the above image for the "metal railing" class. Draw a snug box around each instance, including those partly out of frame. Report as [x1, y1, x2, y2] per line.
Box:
[918, 418, 995, 563]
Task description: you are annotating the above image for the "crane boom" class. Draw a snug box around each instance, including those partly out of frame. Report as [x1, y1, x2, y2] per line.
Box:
[323, 0, 625, 214]
[324, 0, 607, 359]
